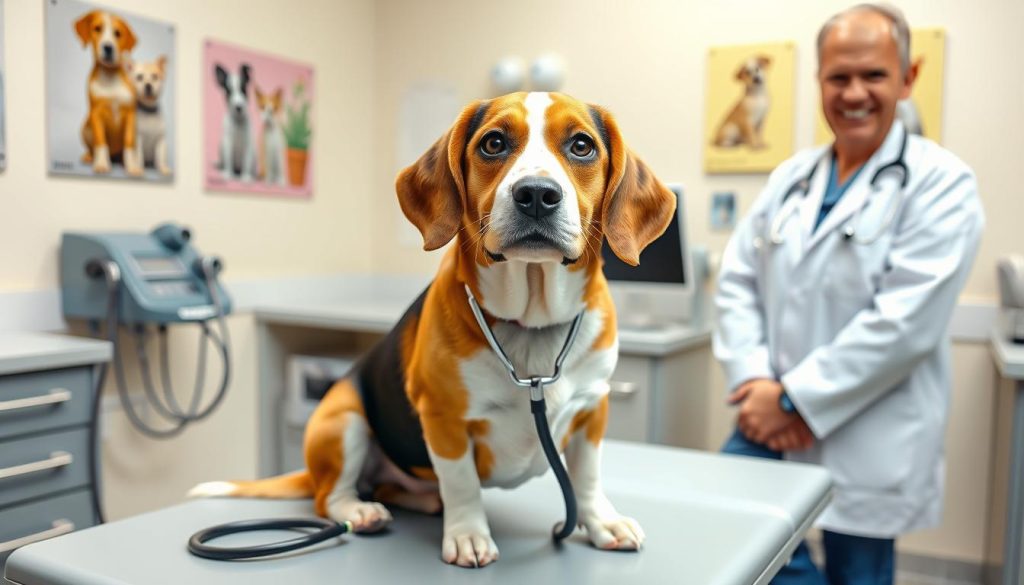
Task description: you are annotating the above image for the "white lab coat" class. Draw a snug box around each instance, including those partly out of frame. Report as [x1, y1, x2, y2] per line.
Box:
[713, 121, 985, 537]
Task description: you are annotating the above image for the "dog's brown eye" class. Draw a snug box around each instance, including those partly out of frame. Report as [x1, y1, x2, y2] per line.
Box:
[479, 132, 507, 157]
[136, 74, 144, 82]
[94, 24, 102, 33]
[569, 135, 595, 158]
[114, 29, 121, 38]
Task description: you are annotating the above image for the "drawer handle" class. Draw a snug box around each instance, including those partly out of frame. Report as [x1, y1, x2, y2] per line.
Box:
[0, 388, 73, 413]
[0, 519, 75, 553]
[0, 451, 73, 481]
[609, 381, 639, 400]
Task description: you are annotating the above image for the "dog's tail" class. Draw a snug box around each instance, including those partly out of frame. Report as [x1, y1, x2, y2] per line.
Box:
[188, 469, 314, 500]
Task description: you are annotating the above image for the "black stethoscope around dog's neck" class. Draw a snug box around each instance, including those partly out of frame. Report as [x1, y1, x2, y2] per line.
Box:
[465, 285, 584, 541]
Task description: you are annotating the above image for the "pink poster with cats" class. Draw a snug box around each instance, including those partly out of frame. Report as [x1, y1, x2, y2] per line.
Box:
[203, 39, 314, 198]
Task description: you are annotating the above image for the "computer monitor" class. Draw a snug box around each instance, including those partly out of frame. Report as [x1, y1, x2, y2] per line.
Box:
[601, 183, 695, 328]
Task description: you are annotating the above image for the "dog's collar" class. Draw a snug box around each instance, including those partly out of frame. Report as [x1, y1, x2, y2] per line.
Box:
[137, 102, 160, 114]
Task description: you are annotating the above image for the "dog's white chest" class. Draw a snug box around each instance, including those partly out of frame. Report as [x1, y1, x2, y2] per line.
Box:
[90, 75, 134, 120]
[744, 93, 770, 126]
[458, 310, 616, 488]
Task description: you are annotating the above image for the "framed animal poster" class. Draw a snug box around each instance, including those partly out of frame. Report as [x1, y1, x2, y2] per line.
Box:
[704, 42, 796, 174]
[0, 0, 7, 172]
[203, 39, 314, 198]
[814, 28, 946, 145]
[45, 0, 175, 181]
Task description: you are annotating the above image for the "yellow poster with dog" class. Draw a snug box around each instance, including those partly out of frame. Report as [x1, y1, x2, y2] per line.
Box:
[814, 28, 946, 145]
[704, 42, 796, 174]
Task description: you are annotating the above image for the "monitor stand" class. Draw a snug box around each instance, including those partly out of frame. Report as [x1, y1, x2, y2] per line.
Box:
[616, 291, 673, 332]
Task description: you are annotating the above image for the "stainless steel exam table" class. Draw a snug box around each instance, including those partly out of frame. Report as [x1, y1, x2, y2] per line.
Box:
[5, 441, 831, 585]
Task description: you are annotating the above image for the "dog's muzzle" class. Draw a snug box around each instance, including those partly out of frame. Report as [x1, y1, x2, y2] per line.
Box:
[101, 44, 116, 65]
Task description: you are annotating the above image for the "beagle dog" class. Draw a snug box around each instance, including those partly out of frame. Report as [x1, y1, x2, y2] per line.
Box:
[75, 10, 143, 176]
[191, 92, 676, 568]
[712, 55, 772, 149]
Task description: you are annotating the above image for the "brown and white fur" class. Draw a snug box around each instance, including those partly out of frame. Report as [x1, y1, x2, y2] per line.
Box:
[190, 92, 676, 568]
[255, 86, 287, 185]
[712, 55, 772, 149]
[127, 56, 170, 176]
[75, 10, 143, 176]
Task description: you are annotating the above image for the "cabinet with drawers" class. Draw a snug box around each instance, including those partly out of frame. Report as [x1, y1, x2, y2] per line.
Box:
[607, 326, 712, 448]
[0, 333, 111, 569]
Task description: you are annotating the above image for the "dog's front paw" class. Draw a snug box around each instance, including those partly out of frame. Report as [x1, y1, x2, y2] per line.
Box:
[442, 528, 499, 568]
[124, 152, 144, 177]
[93, 147, 111, 173]
[327, 499, 393, 533]
[580, 513, 645, 551]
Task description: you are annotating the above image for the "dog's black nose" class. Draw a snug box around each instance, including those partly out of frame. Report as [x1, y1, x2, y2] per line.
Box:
[512, 177, 563, 220]
[234, 105, 244, 115]
[102, 44, 114, 61]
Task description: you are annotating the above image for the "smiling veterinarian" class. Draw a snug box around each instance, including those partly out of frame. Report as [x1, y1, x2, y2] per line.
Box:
[713, 4, 985, 584]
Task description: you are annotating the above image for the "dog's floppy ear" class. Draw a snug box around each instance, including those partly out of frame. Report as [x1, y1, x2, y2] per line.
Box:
[113, 15, 136, 52]
[591, 106, 676, 266]
[734, 62, 748, 81]
[757, 54, 772, 68]
[239, 64, 252, 95]
[396, 100, 487, 251]
[214, 64, 228, 91]
[157, 55, 167, 74]
[74, 11, 98, 47]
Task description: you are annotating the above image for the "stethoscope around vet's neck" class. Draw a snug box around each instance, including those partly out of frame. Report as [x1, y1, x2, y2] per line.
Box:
[754, 127, 910, 250]
[464, 284, 584, 542]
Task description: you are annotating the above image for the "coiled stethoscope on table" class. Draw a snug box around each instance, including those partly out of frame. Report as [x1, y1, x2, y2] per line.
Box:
[753, 128, 910, 250]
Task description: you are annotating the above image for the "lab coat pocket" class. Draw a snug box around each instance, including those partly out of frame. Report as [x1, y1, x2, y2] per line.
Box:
[824, 242, 885, 304]
[822, 389, 919, 493]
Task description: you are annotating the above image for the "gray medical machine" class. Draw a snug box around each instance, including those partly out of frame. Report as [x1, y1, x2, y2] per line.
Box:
[59, 222, 233, 522]
[62, 223, 231, 324]
[998, 255, 1024, 344]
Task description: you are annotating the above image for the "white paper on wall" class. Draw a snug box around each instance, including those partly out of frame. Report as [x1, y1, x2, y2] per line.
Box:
[395, 84, 460, 247]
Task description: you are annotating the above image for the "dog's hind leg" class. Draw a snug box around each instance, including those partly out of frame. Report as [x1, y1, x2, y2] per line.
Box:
[306, 378, 393, 533]
[80, 121, 94, 164]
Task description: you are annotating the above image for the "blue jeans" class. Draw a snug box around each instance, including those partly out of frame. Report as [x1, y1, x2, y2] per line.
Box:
[721, 429, 895, 585]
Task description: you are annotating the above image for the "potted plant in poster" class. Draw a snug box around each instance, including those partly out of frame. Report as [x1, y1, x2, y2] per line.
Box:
[284, 79, 311, 187]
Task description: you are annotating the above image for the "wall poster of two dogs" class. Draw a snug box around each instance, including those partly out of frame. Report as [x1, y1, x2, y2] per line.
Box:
[704, 42, 796, 174]
[203, 40, 314, 198]
[46, 0, 175, 181]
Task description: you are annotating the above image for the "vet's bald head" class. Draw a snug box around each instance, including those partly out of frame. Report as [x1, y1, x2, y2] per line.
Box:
[817, 3, 911, 75]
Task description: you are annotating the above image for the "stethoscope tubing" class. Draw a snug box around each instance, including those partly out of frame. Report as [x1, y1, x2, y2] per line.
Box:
[757, 129, 909, 249]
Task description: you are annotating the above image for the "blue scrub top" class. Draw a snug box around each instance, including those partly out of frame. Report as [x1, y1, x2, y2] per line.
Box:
[815, 154, 866, 232]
